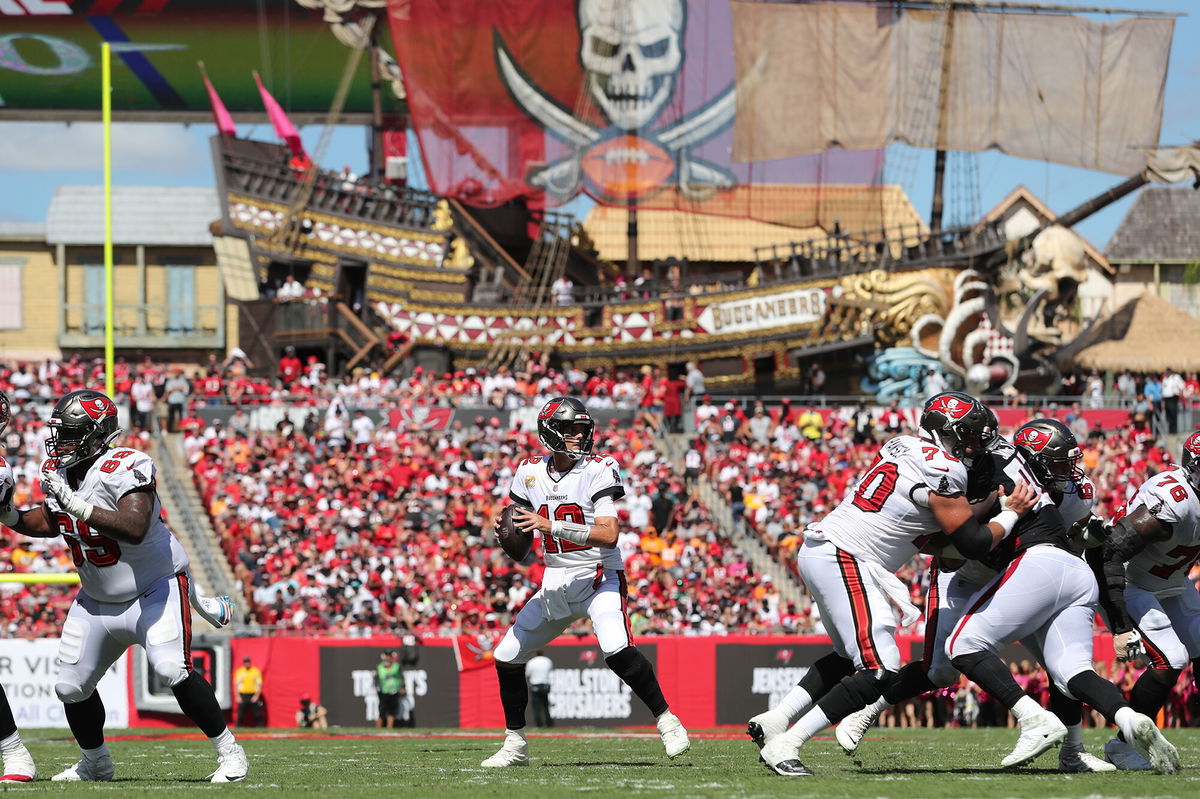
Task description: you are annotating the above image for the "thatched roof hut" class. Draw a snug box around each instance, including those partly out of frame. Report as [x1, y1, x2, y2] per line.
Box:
[1064, 292, 1200, 373]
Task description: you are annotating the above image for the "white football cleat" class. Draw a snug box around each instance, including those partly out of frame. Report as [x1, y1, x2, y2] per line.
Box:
[51, 754, 114, 782]
[0, 745, 37, 782]
[1127, 714, 1180, 775]
[759, 737, 814, 777]
[1058, 742, 1116, 773]
[656, 711, 690, 759]
[208, 743, 248, 783]
[1000, 710, 1067, 768]
[194, 594, 237, 628]
[746, 708, 789, 750]
[481, 729, 529, 768]
[835, 705, 881, 754]
[1104, 737, 1151, 770]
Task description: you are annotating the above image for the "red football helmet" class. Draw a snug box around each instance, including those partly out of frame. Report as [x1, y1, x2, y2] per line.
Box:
[45, 389, 121, 469]
[919, 391, 996, 464]
[537, 396, 594, 461]
[1013, 418, 1083, 492]
[1181, 431, 1200, 492]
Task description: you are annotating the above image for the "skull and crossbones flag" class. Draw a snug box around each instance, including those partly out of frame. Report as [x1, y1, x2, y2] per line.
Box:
[387, 0, 885, 228]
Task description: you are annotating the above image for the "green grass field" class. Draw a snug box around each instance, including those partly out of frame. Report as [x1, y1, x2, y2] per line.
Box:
[11, 727, 1200, 797]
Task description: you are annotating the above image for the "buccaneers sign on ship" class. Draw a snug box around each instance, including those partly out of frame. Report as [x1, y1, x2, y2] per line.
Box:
[387, 0, 882, 221]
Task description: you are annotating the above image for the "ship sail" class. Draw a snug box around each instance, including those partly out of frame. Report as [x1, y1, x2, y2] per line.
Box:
[731, 2, 1174, 176]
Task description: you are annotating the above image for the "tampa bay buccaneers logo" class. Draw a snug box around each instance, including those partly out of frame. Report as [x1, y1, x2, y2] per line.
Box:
[1185, 432, 1200, 457]
[1015, 427, 1052, 452]
[774, 649, 794, 665]
[80, 396, 116, 421]
[495, 0, 737, 202]
[926, 395, 972, 421]
[539, 399, 564, 420]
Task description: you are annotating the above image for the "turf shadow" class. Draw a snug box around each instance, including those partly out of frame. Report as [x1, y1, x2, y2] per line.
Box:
[855, 766, 1049, 775]
[546, 761, 664, 768]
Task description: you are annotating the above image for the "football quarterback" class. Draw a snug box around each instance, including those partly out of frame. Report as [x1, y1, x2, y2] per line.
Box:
[482, 396, 689, 767]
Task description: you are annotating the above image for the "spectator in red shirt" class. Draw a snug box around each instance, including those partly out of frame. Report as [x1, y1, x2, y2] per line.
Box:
[662, 375, 686, 434]
[201, 370, 224, 406]
[278, 346, 303, 387]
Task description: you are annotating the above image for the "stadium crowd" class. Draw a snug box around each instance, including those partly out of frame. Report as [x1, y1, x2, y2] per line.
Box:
[188, 414, 786, 637]
[689, 396, 1199, 590]
[1, 353, 1199, 725]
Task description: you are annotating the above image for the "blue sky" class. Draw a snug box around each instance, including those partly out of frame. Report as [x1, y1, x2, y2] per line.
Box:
[1, 0, 1195, 253]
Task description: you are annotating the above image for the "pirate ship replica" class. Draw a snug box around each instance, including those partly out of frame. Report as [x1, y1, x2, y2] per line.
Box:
[212, 0, 1197, 394]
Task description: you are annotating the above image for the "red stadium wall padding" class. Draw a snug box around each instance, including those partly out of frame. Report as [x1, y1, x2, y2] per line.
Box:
[124, 633, 1118, 728]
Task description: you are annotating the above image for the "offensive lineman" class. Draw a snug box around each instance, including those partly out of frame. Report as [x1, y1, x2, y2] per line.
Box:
[754, 392, 1039, 776]
[482, 397, 689, 767]
[0, 390, 38, 782]
[1093, 430, 1200, 769]
[3, 390, 248, 782]
[835, 419, 1123, 771]
[938, 417, 1178, 773]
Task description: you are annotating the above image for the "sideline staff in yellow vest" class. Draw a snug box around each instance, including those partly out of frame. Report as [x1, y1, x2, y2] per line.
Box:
[234, 656, 264, 727]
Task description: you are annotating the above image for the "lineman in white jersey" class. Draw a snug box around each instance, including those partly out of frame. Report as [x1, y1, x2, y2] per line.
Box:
[3, 390, 247, 783]
[754, 392, 1040, 777]
[836, 418, 1118, 772]
[0, 390, 38, 782]
[482, 397, 689, 767]
[1094, 430, 1200, 770]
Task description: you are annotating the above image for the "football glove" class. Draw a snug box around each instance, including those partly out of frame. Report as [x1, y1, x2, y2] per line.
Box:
[41, 470, 93, 522]
[1076, 516, 1109, 549]
[1114, 629, 1144, 663]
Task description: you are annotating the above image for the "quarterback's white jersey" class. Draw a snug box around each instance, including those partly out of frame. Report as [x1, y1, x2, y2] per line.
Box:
[44, 447, 189, 603]
[806, 435, 968, 572]
[1123, 467, 1200, 596]
[508, 454, 626, 570]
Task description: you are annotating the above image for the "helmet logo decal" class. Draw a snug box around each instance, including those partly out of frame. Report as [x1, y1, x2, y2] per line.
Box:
[539, 399, 564, 420]
[1185, 432, 1200, 457]
[927, 395, 972, 421]
[80, 396, 116, 421]
[1015, 427, 1052, 452]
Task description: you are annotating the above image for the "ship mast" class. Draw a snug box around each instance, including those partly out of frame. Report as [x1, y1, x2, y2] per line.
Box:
[919, 0, 1182, 232]
[929, 1, 956, 233]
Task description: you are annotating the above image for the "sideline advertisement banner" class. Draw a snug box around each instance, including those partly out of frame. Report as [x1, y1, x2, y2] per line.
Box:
[714, 641, 841, 725]
[2, 639, 128, 729]
[318, 645, 459, 728]
[541, 644, 659, 727]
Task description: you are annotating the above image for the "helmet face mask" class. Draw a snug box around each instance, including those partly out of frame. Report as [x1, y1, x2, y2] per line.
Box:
[45, 390, 121, 469]
[920, 391, 996, 465]
[1013, 418, 1083, 492]
[0, 390, 9, 437]
[537, 397, 595, 461]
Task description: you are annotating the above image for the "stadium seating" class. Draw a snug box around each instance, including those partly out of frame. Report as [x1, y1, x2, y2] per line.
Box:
[1, 355, 1198, 727]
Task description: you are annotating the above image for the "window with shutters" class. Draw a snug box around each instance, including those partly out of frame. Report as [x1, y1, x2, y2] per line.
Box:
[0, 261, 23, 330]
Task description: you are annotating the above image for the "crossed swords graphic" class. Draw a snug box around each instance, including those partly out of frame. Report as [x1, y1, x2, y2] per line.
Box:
[495, 35, 741, 201]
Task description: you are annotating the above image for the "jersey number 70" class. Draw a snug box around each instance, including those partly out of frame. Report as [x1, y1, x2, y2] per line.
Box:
[852, 461, 899, 513]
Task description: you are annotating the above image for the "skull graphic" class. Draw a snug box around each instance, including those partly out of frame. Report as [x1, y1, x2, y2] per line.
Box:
[578, 0, 684, 132]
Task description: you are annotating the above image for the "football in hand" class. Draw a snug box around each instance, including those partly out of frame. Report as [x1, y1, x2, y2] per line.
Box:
[496, 504, 533, 561]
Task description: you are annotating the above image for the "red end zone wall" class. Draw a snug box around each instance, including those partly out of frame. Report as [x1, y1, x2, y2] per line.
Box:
[121, 634, 1120, 729]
